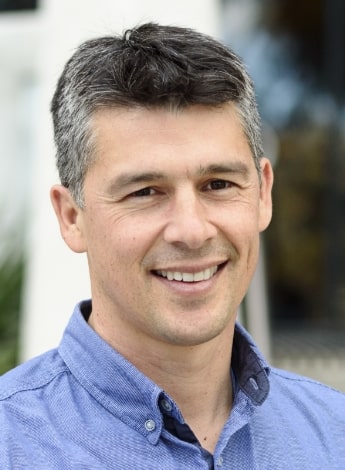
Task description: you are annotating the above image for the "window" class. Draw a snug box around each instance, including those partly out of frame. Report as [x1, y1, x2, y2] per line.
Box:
[222, 0, 345, 391]
[0, 0, 37, 12]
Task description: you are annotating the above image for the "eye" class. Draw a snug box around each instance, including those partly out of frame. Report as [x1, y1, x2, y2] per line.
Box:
[131, 187, 156, 197]
[205, 179, 233, 191]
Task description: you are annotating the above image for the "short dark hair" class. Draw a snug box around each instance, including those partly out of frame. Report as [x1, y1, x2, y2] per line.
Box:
[51, 22, 263, 207]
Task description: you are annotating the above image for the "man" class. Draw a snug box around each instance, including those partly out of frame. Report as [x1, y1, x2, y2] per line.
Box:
[1, 23, 344, 469]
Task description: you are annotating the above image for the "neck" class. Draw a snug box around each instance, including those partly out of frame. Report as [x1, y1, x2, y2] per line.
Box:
[134, 332, 234, 412]
[89, 309, 235, 453]
[149, 339, 234, 453]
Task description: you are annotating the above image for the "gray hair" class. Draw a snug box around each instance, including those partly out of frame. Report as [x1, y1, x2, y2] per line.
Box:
[51, 22, 263, 207]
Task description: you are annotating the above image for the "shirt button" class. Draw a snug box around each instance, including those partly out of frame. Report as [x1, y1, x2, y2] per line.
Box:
[216, 456, 223, 467]
[144, 419, 156, 432]
[160, 398, 172, 412]
[249, 377, 259, 391]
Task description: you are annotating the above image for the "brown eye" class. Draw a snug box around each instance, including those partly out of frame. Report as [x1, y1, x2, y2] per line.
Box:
[207, 180, 231, 190]
[132, 187, 155, 197]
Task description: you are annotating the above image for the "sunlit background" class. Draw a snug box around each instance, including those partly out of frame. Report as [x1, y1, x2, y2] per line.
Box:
[1, 0, 344, 391]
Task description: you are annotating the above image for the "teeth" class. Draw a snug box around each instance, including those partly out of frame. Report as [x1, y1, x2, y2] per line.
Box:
[157, 266, 218, 282]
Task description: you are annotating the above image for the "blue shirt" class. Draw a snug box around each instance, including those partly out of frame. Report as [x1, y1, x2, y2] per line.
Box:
[1, 300, 345, 469]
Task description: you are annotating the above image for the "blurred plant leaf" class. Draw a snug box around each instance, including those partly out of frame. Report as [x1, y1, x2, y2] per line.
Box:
[0, 250, 24, 375]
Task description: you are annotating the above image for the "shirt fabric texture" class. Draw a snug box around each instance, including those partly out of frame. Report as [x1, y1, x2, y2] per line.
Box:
[1, 300, 345, 469]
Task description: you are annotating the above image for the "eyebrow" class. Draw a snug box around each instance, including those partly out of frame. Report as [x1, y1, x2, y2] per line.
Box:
[106, 171, 165, 193]
[197, 162, 251, 177]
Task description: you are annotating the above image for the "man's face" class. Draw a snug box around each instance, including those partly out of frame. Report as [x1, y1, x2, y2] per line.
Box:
[61, 104, 273, 349]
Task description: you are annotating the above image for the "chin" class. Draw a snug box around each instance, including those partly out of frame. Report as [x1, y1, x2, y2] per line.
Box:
[160, 322, 229, 347]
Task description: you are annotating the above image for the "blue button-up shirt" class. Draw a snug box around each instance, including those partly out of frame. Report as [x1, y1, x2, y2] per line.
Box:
[1, 300, 345, 469]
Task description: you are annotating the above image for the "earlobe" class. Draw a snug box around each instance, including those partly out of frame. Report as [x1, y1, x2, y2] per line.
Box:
[50, 185, 87, 253]
[258, 158, 274, 232]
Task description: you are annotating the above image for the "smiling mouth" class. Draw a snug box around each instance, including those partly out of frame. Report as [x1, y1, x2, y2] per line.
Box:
[154, 263, 226, 283]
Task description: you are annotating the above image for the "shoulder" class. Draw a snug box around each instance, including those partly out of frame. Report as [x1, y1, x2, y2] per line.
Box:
[269, 366, 345, 401]
[247, 367, 345, 468]
[265, 366, 345, 423]
[0, 349, 72, 445]
[0, 350, 75, 467]
[0, 349, 69, 402]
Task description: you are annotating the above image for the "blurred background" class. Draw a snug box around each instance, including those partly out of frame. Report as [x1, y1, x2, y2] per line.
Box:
[0, 0, 344, 391]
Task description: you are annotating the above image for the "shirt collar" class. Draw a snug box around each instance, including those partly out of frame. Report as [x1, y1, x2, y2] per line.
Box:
[58, 300, 164, 444]
[58, 300, 270, 442]
[232, 322, 270, 405]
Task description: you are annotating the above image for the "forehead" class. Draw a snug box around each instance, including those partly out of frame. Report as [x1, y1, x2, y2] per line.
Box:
[88, 104, 254, 177]
[92, 102, 247, 145]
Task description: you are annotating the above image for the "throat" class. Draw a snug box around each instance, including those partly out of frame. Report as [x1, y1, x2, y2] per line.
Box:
[163, 405, 231, 455]
[175, 378, 233, 454]
[192, 411, 231, 454]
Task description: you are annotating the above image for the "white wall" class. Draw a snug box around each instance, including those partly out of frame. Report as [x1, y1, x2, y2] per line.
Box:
[0, 13, 38, 256]
[20, 0, 221, 360]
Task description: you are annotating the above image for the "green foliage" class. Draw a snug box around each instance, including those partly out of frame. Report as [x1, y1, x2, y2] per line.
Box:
[0, 252, 24, 375]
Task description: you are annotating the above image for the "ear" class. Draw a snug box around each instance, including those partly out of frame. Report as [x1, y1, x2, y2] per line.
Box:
[258, 157, 274, 232]
[50, 185, 87, 253]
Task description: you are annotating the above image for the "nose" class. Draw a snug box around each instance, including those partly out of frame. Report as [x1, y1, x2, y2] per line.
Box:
[163, 191, 217, 249]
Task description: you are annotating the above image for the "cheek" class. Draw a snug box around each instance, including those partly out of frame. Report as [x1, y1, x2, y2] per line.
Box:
[219, 205, 260, 243]
[219, 209, 261, 275]
[103, 219, 158, 267]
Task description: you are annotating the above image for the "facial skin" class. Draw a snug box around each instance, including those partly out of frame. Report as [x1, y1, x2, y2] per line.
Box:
[51, 104, 273, 355]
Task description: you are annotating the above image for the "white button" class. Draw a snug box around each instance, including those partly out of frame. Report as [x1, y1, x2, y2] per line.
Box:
[216, 456, 223, 466]
[249, 377, 259, 391]
[145, 419, 156, 432]
[160, 399, 172, 412]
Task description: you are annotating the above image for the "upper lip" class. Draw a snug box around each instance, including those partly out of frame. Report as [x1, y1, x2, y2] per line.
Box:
[152, 261, 227, 273]
[153, 262, 228, 283]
